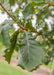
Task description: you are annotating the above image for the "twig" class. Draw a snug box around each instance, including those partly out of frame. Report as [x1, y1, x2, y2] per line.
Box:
[0, 3, 38, 33]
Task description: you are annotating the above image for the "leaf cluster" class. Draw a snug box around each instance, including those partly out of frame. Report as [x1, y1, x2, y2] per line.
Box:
[0, 0, 54, 71]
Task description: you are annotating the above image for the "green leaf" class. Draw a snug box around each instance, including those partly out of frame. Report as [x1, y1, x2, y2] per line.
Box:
[23, 3, 33, 20]
[0, 20, 13, 33]
[26, 20, 35, 29]
[9, 0, 15, 6]
[43, 30, 54, 37]
[52, 24, 54, 30]
[0, 20, 13, 47]
[18, 32, 45, 71]
[36, 10, 51, 24]
[0, 0, 4, 4]
[4, 30, 19, 63]
[49, 0, 54, 4]
[35, 3, 48, 10]
[42, 56, 51, 65]
[28, 0, 44, 3]
[36, 10, 51, 29]
[36, 21, 46, 29]
[0, 30, 10, 48]
[3, 0, 10, 10]
[29, 0, 54, 4]
[9, 11, 19, 22]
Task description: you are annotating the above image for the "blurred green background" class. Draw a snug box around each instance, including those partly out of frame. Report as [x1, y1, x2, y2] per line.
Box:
[0, 61, 29, 75]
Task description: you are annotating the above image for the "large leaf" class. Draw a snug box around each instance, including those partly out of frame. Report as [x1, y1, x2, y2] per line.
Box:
[18, 32, 45, 71]
[0, 20, 13, 47]
[4, 30, 19, 63]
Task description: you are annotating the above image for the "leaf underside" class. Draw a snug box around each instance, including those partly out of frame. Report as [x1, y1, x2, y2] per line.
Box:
[18, 32, 45, 71]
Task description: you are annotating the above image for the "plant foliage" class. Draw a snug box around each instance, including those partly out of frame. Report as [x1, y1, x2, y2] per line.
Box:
[0, 0, 54, 71]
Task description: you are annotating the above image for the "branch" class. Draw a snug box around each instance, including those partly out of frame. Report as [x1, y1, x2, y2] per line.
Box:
[0, 3, 38, 33]
[0, 3, 26, 30]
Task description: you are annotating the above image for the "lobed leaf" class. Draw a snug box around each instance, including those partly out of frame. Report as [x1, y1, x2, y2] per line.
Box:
[18, 32, 45, 71]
